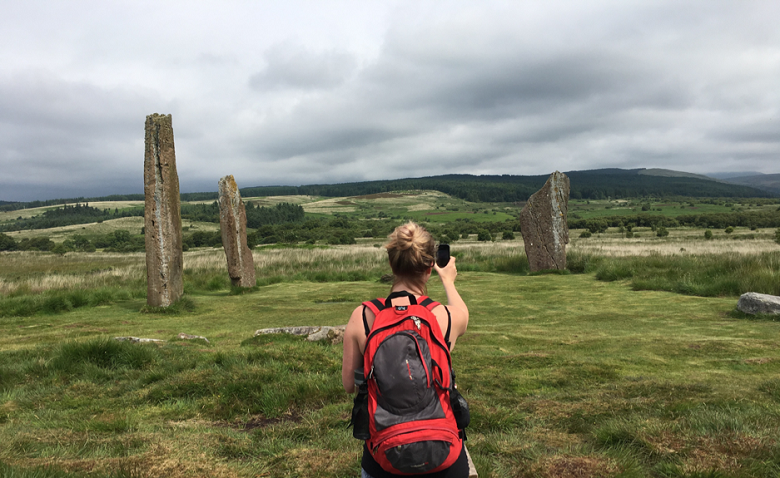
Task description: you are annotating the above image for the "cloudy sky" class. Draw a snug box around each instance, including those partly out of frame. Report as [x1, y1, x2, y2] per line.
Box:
[1, 1, 778, 201]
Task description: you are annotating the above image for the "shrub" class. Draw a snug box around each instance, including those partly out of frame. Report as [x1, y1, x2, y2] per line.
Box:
[725, 226, 734, 234]
[776, 228, 780, 245]
[51, 243, 69, 255]
[704, 229, 713, 240]
[656, 226, 669, 237]
[625, 230, 633, 238]
[0, 233, 16, 251]
[502, 231, 515, 240]
[477, 230, 492, 241]
[579, 230, 592, 238]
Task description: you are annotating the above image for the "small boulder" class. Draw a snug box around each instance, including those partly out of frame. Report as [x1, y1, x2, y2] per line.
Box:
[178, 333, 210, 343]
[737, 292, 780, 315]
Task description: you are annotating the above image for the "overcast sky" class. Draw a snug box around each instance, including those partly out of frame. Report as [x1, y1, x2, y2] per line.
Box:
[1, 1, 778, 201]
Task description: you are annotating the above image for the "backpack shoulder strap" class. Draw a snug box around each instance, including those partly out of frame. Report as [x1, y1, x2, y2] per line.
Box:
[419, 296, 439, 310]
[361, 299, 386, 335]
[419, 298, 452, 349]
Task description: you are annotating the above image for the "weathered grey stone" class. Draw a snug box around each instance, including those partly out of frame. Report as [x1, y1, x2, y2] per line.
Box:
[144, 113, 183, 307]
[519, 171, 570, 271]
[465, 446, 478, 478]
[218, 175, 256, 287]
[737, 292, 780, 315]
[114, 336, 165, 344]
[178, 333, 210, 343]
[254, 325, 347, 345]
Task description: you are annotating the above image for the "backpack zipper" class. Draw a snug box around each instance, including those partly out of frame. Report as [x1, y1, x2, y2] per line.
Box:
[395, 331, 431, 386]
[375, 424, 460, 444]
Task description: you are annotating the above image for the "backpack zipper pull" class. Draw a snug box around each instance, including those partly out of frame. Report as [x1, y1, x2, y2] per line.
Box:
[367, 365, 374, 380]
[413, 317, 421, 330]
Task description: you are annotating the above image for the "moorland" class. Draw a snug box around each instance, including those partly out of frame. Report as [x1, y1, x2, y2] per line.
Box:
[1, 171, 780, 478]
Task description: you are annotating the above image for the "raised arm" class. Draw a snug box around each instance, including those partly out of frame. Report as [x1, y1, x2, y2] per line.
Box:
[433, 257, 469, 347]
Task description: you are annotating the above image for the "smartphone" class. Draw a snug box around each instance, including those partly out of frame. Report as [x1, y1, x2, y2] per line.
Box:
[436, 244, 450, 268]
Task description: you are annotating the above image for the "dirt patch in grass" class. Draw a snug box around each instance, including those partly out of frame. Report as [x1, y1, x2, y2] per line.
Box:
[744, 357, 774, 365]
[535, 455, 619, 478]
[287, 447, 358, 476]
[240, 412, 303, 431]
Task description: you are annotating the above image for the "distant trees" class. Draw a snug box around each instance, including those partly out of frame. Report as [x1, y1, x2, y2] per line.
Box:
[0, 233, 16, 251]
[0, 203, 143, 232]
[568, 210, 780, 231]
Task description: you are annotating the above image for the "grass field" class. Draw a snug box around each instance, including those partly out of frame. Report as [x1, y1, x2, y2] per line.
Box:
[1, 234, 780, 477]
[568, 199, 778, 220]
[2, 193, 780, 477]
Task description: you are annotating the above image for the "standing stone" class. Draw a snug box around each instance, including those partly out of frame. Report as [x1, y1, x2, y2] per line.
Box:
[218, 175, 256, 287]
[144, 114, 183, 307]
[519, 171, 570, 271]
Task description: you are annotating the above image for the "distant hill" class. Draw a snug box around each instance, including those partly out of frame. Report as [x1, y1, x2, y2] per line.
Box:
[720, 174, 780, 196]
[706, 171, 765, 180]
[1, 168, 773, 211]
[638, 168, 714, 181]
[239, 168, 772, 201]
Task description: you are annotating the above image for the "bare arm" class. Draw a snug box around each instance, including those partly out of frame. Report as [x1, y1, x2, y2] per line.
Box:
[342, 306, 366, 393]
[433, 257, 469, 345]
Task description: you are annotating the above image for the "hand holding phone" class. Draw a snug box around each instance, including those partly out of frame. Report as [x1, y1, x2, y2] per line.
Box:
[436, 244, 450, 268]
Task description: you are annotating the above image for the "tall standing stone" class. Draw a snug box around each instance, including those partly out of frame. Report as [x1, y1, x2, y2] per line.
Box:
[519, 171, 570, 271]
[218, 175, 256, 287]
[144, 114, 183, 307]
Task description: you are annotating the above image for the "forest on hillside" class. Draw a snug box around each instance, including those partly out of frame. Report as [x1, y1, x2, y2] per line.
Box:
[1, 170, 772, 212]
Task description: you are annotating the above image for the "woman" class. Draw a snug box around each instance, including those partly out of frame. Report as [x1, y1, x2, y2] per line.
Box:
[342, 221, 470, 478]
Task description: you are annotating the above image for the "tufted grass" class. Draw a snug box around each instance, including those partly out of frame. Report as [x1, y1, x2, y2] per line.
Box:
[1, 269, 779, 477]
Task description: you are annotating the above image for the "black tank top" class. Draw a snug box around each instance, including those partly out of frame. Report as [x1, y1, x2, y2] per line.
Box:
[361, 442, 469, 478]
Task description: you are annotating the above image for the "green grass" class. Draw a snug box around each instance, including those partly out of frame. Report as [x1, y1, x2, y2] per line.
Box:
[1, 270, 779, 477]
[594, 252, 780, 296]
[568, 199, 778, 220]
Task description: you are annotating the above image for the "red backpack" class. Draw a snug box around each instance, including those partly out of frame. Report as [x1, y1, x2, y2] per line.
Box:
[356, 291, 463, 474]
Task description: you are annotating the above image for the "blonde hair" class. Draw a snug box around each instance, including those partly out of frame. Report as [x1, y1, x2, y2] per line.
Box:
[385, 221, 436, 294]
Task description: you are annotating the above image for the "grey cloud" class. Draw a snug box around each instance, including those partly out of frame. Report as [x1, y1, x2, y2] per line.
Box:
[0, 70, 167, 200]
[249, 43, 357, 90]
[2, 2, 779, 201]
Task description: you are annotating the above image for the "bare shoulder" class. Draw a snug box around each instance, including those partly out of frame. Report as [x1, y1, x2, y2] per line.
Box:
[346, 305, 365, 332]
[432, 303, 468, 338]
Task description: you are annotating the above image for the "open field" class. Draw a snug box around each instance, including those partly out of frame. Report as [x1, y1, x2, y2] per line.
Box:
[569, 198, 779, 220]
[571, 227, 780, 256]
[5, 218, 220, 243]
[1, 265, 779, 477]
[1, 193, 780, 477]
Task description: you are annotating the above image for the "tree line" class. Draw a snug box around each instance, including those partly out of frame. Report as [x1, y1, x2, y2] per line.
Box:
[569, 210, 780, 233]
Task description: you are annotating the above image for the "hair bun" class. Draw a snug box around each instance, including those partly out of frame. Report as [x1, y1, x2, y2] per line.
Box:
[396, 224, 415, 250]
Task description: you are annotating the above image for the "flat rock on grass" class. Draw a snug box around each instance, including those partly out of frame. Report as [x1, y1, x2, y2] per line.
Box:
[114, 336, 164, 343]
[254, 325, 346, 344]
[737, 292, 780, 315]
